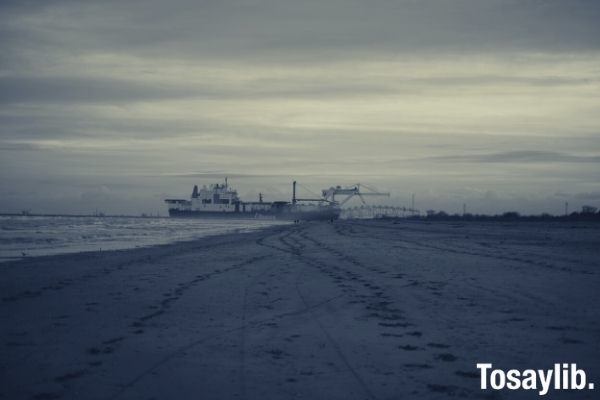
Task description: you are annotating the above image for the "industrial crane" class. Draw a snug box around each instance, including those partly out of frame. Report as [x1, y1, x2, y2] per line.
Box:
[321, 183, 390, 206]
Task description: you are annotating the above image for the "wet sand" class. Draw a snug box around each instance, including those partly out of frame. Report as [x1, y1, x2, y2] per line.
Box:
[1, 220, 599, 399]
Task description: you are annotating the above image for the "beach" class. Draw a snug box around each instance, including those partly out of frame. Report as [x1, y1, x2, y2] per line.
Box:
[1, 219, 599, 400]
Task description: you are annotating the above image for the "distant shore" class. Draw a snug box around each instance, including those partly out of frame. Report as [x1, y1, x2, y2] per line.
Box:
[2, 210, 599, 222]
[1, 220, 599, 399]
[0, 212, 167, 218]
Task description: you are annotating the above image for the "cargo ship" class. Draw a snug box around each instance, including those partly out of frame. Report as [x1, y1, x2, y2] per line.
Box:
[165, 179, 341, 221]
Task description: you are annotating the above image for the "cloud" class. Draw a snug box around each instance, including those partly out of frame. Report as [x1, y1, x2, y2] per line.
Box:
[0, 142, 41, 151]
[428, 151, 600, 164]
[1, 67, 597, 108]
[0, 76, 200, 105]
[2, 0, 600, 67]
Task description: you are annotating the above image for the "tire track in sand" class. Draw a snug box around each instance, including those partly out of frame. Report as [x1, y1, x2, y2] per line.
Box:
[259, 225, 378, 400]
[107, 228, 344, 400]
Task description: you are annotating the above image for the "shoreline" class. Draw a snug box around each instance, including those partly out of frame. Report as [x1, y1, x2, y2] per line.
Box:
[3, 218, 598, 265]
[0, 217, 289, 264]
[1, 219, 599, 399]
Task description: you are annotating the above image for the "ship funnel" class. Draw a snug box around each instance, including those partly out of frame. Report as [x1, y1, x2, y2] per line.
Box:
[192, 185, 199, 198]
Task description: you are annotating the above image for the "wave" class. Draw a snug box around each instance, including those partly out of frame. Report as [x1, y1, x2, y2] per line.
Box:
[0, 216, 286, 261]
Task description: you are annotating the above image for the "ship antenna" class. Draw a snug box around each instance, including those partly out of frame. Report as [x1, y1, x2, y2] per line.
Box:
[225, 177, 228, 188]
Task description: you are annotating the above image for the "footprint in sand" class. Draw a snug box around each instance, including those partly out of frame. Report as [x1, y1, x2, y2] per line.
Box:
[427, 384, 463, 395]
[379, 322, 413, 328]
[32, 392, 62, 400]
[284, 334, 301, 342]
[54, 369, 87, 383]
[398, 345, 421, 351]
[560, 337, 583, 344]
[102, 336, 124, 345]
[455, 370, 479, 379]
[545, 325, 574, 331]
[427, 342, 450, 349]
[404, 363, 432, 369]
[434, 353, 457, 362]
[87, 346, 114, 355]
[266, 348, 289, 360]
[381, 333, 403, 338]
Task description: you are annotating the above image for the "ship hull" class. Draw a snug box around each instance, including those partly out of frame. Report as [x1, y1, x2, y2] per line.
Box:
[168, 209, 339, 221]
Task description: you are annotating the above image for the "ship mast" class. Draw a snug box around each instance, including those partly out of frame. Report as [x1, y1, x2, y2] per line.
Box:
[292, 181, 297, 204]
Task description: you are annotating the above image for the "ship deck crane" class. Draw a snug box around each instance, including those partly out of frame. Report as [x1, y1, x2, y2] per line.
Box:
[321, 183, 390, 206]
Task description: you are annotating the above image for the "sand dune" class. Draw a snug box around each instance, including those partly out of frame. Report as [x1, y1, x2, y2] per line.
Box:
[1, 220, 599, 399]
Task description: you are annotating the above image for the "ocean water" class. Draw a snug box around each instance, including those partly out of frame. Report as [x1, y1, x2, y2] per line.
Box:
[0, 216, 287, 262]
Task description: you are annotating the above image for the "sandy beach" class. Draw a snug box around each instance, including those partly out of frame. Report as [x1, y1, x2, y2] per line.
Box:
[1, 220, 599, 400]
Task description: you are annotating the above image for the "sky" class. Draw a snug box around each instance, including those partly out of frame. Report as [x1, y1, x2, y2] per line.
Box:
[1, 0, 599, 215]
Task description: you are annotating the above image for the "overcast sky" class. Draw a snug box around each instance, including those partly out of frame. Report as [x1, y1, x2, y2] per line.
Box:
[1, 0, 599, 215]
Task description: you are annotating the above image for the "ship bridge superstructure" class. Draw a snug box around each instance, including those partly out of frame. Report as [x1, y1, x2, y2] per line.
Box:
[193, 182, 238, 208]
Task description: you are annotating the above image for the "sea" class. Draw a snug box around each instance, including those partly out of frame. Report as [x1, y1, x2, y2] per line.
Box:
[0, 215, 287, 262]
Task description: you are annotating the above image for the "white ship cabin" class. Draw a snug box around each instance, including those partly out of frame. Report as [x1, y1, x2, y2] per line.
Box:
[191, 183, 240, 212]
